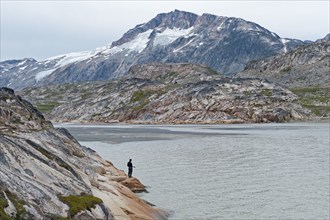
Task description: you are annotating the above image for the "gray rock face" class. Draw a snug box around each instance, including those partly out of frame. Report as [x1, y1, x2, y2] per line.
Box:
[0, 88, 168, 219]
[236, 34, 330, 88]
[1, 10, 304, 90]
[20, 63, 310, 124]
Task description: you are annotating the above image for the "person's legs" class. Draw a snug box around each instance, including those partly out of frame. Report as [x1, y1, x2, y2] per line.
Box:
[128, 167, 133, 177]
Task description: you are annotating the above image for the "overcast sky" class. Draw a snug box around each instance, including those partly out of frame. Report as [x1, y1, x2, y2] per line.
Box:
[0, 0, 329, 61]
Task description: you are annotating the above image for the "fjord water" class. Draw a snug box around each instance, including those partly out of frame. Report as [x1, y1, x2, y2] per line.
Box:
[60, 123, 329, 220]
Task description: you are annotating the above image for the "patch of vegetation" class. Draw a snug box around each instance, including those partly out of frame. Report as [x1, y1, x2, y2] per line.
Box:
[51, 216, 70, 220]
[0, 192, 12, 220]
[0, 191, 26, 220]
[243, 90, 253, 96]
[291, 87, 327, 94]
[35, 101, 60, 113]
[81, 92, 93, 100]
[130, 88, 168, 111]
[260, 89, 273, 97]
[130, 90, 154, 103]
[291, 87, 330, 116]
[91, 113, 102, 118]
[59, 195, 103, 217]
[303, 105, 330, 116]
[7, 192, 26, 220]
[156, 71, 178, 82]
[206, 67, 218, 75]
[280, 66, 292, 73]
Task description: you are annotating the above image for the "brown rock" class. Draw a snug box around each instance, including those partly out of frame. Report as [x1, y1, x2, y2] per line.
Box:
[120, 177, 148, 193]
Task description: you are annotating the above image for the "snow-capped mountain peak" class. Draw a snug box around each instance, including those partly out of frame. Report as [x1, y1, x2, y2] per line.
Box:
[1, 10, 306, 89]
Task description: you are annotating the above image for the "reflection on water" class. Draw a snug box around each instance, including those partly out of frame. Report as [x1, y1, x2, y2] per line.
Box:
[60, 123, 330, 220]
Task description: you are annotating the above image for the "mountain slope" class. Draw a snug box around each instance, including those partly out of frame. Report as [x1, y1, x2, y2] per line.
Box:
[0, 87, 167, 219]
[237, 34, 330, 88]
[20, 63, 310, 123]
[1, 10, 304, 90]
[236, 35, 330, 117]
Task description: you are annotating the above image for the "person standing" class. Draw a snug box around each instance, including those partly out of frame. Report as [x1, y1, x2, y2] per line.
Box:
[127, 159, 135, 178]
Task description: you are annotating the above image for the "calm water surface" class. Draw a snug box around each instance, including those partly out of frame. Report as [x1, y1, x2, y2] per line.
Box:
[58, 122, 330, 220]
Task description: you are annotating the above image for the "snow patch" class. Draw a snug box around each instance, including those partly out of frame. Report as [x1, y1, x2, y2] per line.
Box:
[104, 29, 153, 55]
[281, 38, 290, 53]
[173, 38, 195, 53]
[105, 46, 123, 55]
[17, 59, 28, 66]
[45, 51, 97, 68]
[35, 69, 55, 82]
[154, 27, 194, 46]
[19, 66, 28, 70]
[217, 21, 226, 31]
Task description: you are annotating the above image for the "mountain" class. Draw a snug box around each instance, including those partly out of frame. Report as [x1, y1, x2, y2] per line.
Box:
[19, 63, 310, 124]
[1, 10, 304, 90]
[0, 87, 167, 219]
[236, 34, 330, 88]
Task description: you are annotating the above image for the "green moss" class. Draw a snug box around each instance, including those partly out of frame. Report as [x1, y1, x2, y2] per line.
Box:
[130, 90, 154, 103]
[51, 215, 70, 220]
[0, 196, 8, 207]
[0, 193, 12, 220]
[302, 105, 330, 116]
[91, 113, 102, 118]
[129, 90, 154, 111]
[260, 89, 272, 97]
[81, 92, 93, 100]
[243, 90, 253, 96]
[291, 87, 326, 94]
[291, 87, 330, 116]
[280, 66, 292, 73]
[59, 195, 103, 217]
[35, 101, 60, 113]
[0, 191, 26, 220]
[0, 209, 12, 220]
[132, 100, 150, 111]
[130, 88, 168, 111]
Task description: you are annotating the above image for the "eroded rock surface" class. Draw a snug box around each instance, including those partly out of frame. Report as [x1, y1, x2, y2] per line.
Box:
[0, 87, 167, 219]
[21, 63, 310, 124]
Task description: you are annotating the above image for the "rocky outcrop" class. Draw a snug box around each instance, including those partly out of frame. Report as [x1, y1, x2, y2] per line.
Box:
[0, 87, 167, 219]
[20, 63, 310, 124]
[1, 10, 304, 90]
[236, 34, 330, 88]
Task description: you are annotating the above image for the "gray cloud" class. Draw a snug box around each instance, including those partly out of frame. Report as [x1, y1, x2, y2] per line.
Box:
[1, 1, 329, 61]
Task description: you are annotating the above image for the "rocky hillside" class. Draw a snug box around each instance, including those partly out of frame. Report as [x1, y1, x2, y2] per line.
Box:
[1, 10, 304, 90]
[0, 87, 167, 219]
[236, 34, 330, 117]
[237, 34, 330, 88]
[20, 63, 310, 124]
